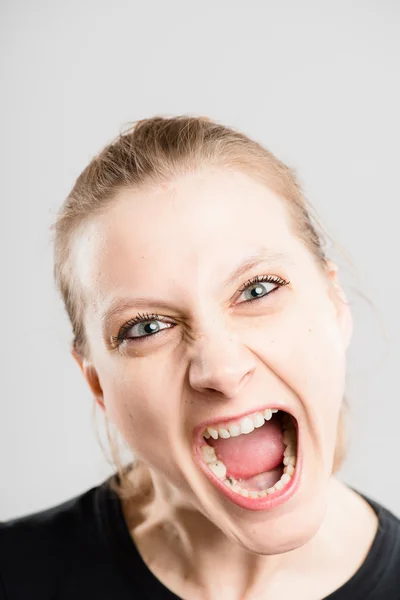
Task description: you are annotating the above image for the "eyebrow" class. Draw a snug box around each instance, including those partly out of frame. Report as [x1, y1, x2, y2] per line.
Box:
[101, 249, 293, 326]
[222, 250, 293, 288]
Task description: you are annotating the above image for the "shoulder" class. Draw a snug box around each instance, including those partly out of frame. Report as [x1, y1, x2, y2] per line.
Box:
[1, 483, 98, 536]
[368, 496, 400, 541]
[378, 501, 400, 558]
[0, 483, 114, 599]
[362, 496, 400, 595]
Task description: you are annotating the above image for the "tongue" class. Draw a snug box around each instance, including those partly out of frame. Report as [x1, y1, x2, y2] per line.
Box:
[208, 420, 285, 479]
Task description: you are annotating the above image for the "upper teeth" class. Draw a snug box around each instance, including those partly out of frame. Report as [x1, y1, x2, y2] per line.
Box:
[200, 414, 298, 499]
[203, 408, 279, 440]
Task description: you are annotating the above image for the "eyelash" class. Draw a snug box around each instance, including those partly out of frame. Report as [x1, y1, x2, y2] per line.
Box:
[111, 274, 289, 347]
[237, 274, 288, 295]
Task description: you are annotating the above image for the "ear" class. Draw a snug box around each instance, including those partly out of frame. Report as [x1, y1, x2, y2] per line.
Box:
[326, 260, 353, 349]
[71, 349, 105, 411]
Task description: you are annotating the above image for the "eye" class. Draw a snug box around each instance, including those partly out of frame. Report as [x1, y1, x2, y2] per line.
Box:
[237, 275, 289, 303]
[127, 319, 171, 338]
[112, 312, 173, 346]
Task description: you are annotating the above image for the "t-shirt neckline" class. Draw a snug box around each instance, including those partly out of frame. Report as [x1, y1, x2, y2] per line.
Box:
[96, 478, 398, 600]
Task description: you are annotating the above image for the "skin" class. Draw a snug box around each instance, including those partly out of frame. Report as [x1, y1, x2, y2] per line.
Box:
[73, 168, 378, 599]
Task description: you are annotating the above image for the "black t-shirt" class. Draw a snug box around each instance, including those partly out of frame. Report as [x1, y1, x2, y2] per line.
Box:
[0, 479, 399, 599]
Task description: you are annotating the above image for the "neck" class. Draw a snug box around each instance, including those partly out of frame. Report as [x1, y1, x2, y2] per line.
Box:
[122, 465, 378, 600]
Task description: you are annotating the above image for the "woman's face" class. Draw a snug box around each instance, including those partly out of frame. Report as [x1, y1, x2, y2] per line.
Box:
[74, 168, 352, 554]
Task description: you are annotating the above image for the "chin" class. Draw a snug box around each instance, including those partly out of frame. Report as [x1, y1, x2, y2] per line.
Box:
[224, 492, 328, 555]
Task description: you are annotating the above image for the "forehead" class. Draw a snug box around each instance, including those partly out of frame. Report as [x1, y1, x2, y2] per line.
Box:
[73, 169, 305, 306]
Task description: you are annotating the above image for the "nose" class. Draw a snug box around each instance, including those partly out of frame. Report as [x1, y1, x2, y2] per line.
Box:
[188, 330, 256, 399]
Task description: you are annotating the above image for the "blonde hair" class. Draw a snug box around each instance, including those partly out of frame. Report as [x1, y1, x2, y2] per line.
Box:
[53, 115, 348, 492]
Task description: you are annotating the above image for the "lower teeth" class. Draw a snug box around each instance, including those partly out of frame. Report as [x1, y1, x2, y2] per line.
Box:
[222, 470, 294, 498]
[201, 418, 297, 499]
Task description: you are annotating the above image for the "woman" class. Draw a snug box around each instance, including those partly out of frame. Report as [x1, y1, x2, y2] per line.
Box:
[1, 116, 399, 600]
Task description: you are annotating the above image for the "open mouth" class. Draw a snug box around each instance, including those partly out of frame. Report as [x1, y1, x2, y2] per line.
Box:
[194, 407, 299, 510]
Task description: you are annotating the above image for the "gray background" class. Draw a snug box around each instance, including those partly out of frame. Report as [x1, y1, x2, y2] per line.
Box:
[1, 0, 399, 520]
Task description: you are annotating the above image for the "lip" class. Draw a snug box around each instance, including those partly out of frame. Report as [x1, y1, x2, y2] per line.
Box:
[193, 406, 302, 511]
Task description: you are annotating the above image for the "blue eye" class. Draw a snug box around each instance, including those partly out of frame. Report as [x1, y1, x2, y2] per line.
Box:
[238, 275, 289, 303]
[113, 312, 173, 345]
[127, 319, 171, 338]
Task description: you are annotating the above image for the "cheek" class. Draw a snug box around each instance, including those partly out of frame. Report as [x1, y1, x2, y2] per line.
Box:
[248, 297, 345, 389]
[247, 299, 346, 456]
[100, 353, 188, 476]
